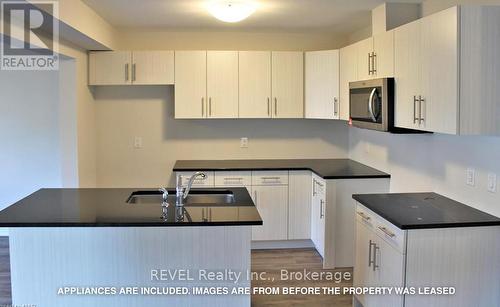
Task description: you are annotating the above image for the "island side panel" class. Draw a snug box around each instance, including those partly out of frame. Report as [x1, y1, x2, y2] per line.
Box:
[405, 226, 500, 307]
[9, 226, 251, 307]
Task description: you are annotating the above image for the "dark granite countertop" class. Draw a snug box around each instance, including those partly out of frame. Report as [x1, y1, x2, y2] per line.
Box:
[0, 188, 262, 227]
[173, 159, 390, 180]
[353, 192, 500, 230]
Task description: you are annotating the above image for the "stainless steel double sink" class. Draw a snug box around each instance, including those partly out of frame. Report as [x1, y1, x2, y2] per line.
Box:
[126, 189, 235, 205]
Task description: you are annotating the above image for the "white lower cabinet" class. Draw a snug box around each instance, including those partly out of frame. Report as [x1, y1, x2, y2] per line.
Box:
[354, 202, 500, 307]
[311, 174, 326, 258]
[251, 185, 288, 241]
[354, 205, 405, 307]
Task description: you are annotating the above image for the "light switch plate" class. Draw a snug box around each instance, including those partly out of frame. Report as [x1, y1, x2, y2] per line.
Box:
[487, 173, 497, 193]
[466, 168, 475, 186]
[240, 137, 248, 148]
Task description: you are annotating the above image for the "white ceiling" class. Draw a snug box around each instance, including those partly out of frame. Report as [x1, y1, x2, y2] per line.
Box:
[83, 0, 423, 35]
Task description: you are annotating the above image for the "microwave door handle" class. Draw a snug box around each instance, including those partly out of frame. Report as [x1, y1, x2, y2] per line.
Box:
[368, 88, 377, 122]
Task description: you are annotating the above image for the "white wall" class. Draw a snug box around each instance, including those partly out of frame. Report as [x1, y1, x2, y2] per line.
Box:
[349, 128, 500, 217]
[422, 0, 500, 16]
[94, 86, 349, 187]
[0, 69, 61, 209]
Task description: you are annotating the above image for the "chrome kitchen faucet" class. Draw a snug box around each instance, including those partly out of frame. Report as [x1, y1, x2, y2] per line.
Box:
[175, 172, 206, 206]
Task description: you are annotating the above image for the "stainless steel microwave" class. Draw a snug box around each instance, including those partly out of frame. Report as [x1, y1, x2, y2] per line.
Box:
[349, 78, 394, 132]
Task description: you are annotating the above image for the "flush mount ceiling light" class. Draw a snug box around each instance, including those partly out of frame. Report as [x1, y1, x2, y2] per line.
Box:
[206, 0, 258, 23]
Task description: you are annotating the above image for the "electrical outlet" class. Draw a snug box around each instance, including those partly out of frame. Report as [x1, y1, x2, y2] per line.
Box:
[466, 168, 475, 186]
[487, 173, 497, 193]
[134, 137, 143, 149]
[240, 137, 248, 148]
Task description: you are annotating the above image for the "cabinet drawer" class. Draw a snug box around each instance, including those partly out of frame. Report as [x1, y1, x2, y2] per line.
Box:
[252, 171, 289, 185]
[215, 171, 251, 187]
[375, 215, 406, 253]
[355, 203, 376, 229]
[176, 171, 214, 187]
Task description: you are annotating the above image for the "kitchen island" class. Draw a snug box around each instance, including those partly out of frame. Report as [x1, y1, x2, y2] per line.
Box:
[0, 188, 262, 307]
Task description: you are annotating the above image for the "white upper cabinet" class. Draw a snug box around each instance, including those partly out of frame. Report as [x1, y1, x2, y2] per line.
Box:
[174, 51, 207, 119]
[420, 7, 458, 134]
[395, 7, 458, 134]
[395, 5, 500, 135]
[271, 51, 304, 118]
[372, 30, 395, 78]
[356, 33, 394, 82]
[89, 51, 174, 86]
[305, 50, 340, 119]
[131, 51, 174, 85]
[356, 37, 374, 81]
[207, 51, 239, 118]
[394, 19, 422, 130]
[239, 51, 272, 118]
[89, 51, 132, 85]
[339, 43, 358, 121]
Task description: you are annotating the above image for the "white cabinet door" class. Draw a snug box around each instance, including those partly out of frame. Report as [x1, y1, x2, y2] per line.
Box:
[89, 51, 131, 85]
[288, 171, 312, 240]
[311, 175, 326, 258]
[420, 6, 458, 134]
[339, 43, 358, 121]
[372, 30, 394, 78]
[305, 50, 340, 119]
[207, 51, 239, 118]
[394, 20, 421, 130]
[251, 185, 288, 241]
[239, 51, 272, 118]
[174, 51, 207, 119]
[271, 51, 304, 118]
[356, 37, 374, 81]
[353, 222, 373, 307]
[372, 236, 405, 307]
[132, 51, 174, 85]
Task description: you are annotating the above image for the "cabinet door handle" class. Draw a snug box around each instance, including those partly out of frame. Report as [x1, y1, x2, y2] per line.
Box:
[368, 240, 375, 267]
[419, 96, 425, 124]
[333, 97, 338, 117]
[368, 52, 372, 75]
[378, 226, 396, 238]
[372, 52, 377, 74]
[320, 199, 324, 219]
[201, 97, 205, 117]
[209, 97, 212, 117]
[274, 97, 277, 116]
[254, 190, 258, 205]
[413, 96, 418, 124]
[267, 98, 270, 116]
[312, 179, 317, 196]
[125, 63, 129, 81]
[356, 211, 371, 221]
[373, 244, 380, 271]
[132, 63, 136, 82]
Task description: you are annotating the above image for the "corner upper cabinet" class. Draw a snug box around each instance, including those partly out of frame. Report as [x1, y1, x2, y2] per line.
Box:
[174, 51, 207, 119]
[395, 5, 500, 135]
[239, 51, 272, 118]
[89, 51, 132, 85]
[305, 50, 340, 119]
[206, 51, 239, 118]
[89, 51, 174, 86]
[339, 43, 358, 121]
[271, 51, 304, 118]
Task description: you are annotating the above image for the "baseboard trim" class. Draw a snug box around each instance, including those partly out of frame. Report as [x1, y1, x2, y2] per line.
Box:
[251, 239, 314, 250]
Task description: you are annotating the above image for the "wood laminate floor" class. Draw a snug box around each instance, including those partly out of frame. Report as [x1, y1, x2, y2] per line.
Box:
[0, 238, 352, 306]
